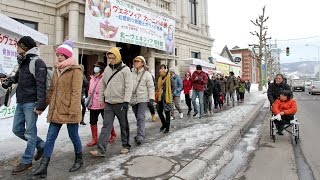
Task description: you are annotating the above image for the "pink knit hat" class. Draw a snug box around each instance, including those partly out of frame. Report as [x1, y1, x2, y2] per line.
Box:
[56, 40, 74, 58]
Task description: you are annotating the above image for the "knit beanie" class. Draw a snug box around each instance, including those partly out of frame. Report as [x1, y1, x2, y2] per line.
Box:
[17, 36, 37, 52]
[133, 56, 146, 66]
[56, 40, 74, 58]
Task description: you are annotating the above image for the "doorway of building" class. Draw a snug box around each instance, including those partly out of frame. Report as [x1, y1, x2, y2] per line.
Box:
[116, 43, 141, 68]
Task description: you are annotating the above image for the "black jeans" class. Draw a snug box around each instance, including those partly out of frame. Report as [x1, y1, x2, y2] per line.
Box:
[185, 94, 192, 111]
[89, 109, 104, 125]
[147, 101, 155, 115]
[274, 114, 294, 131]
[81, 99, 86, 122]
[157, 101, 171, 130]
[213, 94, 220, 109]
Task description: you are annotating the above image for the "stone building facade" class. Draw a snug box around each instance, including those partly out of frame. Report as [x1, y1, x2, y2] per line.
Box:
[0, 0, 213, 78]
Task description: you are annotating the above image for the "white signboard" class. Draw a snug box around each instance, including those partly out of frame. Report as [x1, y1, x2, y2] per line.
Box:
[84, 0, 176, 54]
[0, 28, 18, 119]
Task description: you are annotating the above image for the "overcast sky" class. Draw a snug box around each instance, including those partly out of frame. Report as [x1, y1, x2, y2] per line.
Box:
[208, 0, 320, 63]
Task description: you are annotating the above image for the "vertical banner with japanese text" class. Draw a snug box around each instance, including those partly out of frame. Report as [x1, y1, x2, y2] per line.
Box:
[0, 28, 18, 119]
[84, 0, 175, 54]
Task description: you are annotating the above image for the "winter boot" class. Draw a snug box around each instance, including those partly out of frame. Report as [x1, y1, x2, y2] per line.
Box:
[151, 114, 157, 122]
[30, 157, 50, 178]
[109, 127, 117, 143]
[87, 125, 98, 147]
[69, 152, 83, 172]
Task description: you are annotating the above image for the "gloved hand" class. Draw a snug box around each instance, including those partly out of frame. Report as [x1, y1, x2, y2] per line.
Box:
[275, 114, 282, 121]
[2, 77, 14, 89]
[122, 102, 129, 111]
[149, 99, 154, 103]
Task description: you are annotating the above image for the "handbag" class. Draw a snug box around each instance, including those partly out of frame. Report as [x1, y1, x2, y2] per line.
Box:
[85, 79, 100, 108]
[130, 70, 145, 106]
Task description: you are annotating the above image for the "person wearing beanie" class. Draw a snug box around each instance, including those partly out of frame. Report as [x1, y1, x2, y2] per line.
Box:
[169, 68, 183, 119]
[86, 61, 117, 146]
[3, 36, 47, 175]
[31, 40, 84, 178]
[226, 71, 238, 107]
[130, 56, 155, 145]
[272, 90, 297, 135]
[90, 47, 133, 157]
[191, 64, 208, 118]
[183, 71, 193, 115]
[155, 64, 175, 133]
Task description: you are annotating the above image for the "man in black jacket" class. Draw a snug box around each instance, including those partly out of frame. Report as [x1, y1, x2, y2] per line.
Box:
[212, 75, 222, 111]
[2, 36, 47, 175]
[267, 74, 292, 106]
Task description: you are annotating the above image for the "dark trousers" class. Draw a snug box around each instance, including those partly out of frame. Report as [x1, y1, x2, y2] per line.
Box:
[81, 99, 86, 122]
[97, 103, 131, 153]
[185, 94, 192, 111]
[157, 101, 171, 130]
[239, 92, 245, 100]
[213, 94, 220, 109]
[147, 101, 155, 115]
[274, 115, 294, 131]
[89, 109, 104, 125]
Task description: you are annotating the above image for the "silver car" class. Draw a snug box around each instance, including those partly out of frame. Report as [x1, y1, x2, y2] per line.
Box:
[308, 81, 320, 95]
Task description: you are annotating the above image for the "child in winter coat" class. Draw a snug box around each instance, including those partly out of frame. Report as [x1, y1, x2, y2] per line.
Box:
[272, 90, 298, 135]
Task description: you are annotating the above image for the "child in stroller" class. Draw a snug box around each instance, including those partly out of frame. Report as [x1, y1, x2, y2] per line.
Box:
[271, 90, 297, 135]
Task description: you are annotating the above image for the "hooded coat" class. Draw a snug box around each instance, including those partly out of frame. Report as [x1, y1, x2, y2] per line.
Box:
[46, 63, 83, 124]
[99, 47, 133, 104]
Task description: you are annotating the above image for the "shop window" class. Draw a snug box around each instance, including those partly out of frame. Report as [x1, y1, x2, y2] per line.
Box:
[13, 18, 38, 30]
[191, 51, 200, 59]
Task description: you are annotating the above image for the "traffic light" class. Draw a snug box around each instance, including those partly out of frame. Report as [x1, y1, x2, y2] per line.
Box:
[286, 47, 290, 56]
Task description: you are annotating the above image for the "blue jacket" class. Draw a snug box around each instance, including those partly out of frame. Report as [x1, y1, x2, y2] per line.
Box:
[172, 75, 182, 97]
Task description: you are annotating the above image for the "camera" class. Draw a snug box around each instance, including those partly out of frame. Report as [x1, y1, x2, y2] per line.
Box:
[1, 77, 15, 89]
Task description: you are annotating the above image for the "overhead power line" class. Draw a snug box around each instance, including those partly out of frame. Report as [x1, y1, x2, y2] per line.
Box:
[276, 35, 320, 41]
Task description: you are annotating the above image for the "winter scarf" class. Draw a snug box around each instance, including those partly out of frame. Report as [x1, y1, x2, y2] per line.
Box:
[157, 72, 172, 104]
[55, 57, 77, 70]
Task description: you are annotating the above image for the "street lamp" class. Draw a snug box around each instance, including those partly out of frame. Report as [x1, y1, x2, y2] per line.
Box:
[306, 44, 320, 80]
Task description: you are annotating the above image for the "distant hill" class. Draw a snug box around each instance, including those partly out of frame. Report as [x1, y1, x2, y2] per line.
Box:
[281, 61, 318, 74]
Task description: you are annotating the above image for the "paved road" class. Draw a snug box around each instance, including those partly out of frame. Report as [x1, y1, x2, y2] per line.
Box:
[295, 92, 320, 180]
[236, 91, 319, 180]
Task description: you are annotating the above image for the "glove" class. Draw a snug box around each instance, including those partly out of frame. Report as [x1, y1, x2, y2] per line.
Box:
[122, 102, 129, 111]
[149, 99, 154, 104]
[275, 114, 282, 121]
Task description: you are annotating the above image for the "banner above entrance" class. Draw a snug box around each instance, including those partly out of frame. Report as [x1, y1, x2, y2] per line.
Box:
[84, 0, 175, 54]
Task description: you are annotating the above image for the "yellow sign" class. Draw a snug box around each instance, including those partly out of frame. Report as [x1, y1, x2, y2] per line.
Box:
[216, 63, 230, 75]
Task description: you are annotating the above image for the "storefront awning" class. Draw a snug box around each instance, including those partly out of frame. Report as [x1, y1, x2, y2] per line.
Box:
[0, 13, 48, 45]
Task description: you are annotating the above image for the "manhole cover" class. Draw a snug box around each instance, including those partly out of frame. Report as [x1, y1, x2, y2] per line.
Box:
[125, 156, 175, 178]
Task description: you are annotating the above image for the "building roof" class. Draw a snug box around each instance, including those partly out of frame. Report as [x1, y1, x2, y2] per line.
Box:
[211, 53, 240, 67]
[220, 45, 234, 61]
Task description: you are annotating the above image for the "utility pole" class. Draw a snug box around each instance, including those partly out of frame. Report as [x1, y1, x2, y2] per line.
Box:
[250, 6, 270, 91]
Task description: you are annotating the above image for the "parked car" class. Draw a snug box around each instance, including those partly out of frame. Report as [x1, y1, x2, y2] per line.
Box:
[308, 81, 320, 95]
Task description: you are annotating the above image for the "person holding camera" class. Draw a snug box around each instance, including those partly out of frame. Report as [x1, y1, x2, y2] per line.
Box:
[2, 36, 47, 175]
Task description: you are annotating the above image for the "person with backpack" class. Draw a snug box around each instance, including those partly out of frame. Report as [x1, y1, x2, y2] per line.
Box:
[1, 36, 46, 175]
[130, 56, 154, 145]
[31, 40, 84, 178]
[89, 47, 132, 157]
[86, 62, 117, 147]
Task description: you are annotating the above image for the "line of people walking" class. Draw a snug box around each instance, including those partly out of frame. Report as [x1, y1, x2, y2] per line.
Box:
[0, 36, 252, 178]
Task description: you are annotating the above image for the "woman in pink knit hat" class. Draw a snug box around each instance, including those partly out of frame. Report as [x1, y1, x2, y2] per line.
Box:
[31, 40, 84, 178]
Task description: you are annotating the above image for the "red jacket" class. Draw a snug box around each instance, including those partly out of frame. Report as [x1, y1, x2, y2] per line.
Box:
[183, 78, 192, 94]
[272, 99, 297, 115]
[191, 71, 208, 91]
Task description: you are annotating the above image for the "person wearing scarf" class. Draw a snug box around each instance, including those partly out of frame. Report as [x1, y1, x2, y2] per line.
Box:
[31, 40, 84, 178]
[155, 64, 174, 133]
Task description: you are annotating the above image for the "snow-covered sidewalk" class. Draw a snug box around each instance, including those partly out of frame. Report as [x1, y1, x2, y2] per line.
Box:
[0, 84, 267, 179]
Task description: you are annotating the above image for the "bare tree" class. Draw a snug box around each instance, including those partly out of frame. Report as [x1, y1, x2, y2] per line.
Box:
[250, 6, 270, 91]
